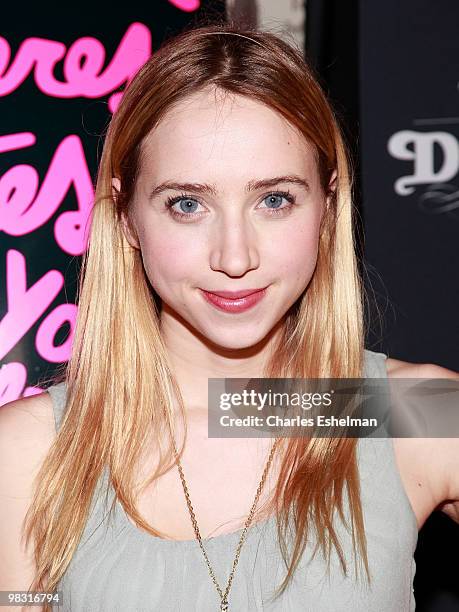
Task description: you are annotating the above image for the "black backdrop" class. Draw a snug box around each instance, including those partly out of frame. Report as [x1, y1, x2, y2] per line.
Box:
[306, 1, 459, 610]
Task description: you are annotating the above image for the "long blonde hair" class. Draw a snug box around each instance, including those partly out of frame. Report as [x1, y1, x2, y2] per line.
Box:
[25, 20, 369, 605]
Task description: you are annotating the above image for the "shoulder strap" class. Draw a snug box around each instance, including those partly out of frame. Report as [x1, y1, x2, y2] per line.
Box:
[46, 382, 68, 433]
[45, 382, 114, 523]
[364, 349, 388, 378]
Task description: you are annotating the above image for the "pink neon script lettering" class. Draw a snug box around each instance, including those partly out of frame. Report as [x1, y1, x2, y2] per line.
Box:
[0, 23, 151, 113]
[168, 0, 201, 10]
[35, 303, 76, 363]
[0, 2, 204, 404]
[0, 132, 36, 153]
[0, 134, 94, 256]
[0, 250, 64, 361]
[0, 362, 44, 405]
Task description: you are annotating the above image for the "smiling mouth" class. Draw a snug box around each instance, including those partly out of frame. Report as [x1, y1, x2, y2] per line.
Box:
[201, 287, 268, 299]
[199, 287, 268, 313]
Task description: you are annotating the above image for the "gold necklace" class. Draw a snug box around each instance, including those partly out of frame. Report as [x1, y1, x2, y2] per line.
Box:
[171, 435, 280, 612]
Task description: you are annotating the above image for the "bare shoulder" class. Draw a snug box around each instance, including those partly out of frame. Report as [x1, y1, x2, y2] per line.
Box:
[0, 390, 56, 464]
[0, 391, 56, 592]
[0, 391, 56, 465]
[385, 356, 459, 527]
[0, 389, 55, 425]
[386, 356, 459, 381]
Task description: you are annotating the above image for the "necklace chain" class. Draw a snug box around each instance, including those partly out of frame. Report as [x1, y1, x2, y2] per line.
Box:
[168, 422, 279, 611]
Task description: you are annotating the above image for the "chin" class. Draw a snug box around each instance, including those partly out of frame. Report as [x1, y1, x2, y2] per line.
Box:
[201, 324, 273, 352]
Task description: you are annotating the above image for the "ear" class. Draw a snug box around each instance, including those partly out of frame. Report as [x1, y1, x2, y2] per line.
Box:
[112, 178, 140, 250]
[327, 169, 337, 195]
[325, 169, 337, 208]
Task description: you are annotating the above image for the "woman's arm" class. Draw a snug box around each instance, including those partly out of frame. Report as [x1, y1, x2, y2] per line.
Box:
[387, 359, 459, 525]
[0, 392, 56, 609]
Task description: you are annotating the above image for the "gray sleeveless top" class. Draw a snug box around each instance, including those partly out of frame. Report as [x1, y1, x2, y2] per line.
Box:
[47, 350, 418, 611]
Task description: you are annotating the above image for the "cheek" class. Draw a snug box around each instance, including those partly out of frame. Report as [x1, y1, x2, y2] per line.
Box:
[274, 220, 321, 279]
[138, 231, 202, 287]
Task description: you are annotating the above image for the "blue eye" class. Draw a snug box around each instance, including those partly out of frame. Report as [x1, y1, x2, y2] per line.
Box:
[164, 190, 297, 222]
[164, 194, 203, 220]
[263, 192, 294, 212]
[168, 196, 200, 215]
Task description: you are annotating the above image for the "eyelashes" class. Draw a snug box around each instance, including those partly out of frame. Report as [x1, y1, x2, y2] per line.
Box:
[164, 190, 297, 222]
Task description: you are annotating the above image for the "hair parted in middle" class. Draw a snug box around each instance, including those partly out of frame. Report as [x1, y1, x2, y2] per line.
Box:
[24, 19, 370, 606]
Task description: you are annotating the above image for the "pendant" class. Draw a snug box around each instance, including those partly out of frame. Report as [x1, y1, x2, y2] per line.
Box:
[220, 600, 229, 611]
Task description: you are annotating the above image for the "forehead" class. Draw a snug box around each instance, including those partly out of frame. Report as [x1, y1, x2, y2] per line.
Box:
[138, 88, 319, 185]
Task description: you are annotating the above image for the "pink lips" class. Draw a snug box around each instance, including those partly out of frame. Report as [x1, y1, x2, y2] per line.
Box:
[199, 287, 268, 313]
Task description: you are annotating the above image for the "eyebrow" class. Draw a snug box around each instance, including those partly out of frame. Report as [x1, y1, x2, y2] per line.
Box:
[148, 175, 310, 200]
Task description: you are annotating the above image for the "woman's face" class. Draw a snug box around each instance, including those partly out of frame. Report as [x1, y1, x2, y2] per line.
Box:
[122, 87, 331, 351]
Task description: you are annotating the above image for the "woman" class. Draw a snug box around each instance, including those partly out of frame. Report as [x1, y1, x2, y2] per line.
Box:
[1, 21, 458, 612]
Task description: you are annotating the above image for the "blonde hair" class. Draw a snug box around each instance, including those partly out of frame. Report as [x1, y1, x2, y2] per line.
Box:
[25, 20, 370, 606]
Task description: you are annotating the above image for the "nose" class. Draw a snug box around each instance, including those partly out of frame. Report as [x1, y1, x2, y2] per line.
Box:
[208, 211, 260, 277]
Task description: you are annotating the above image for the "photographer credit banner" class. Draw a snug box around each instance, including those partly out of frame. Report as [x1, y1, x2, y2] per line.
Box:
[208, 376, 459, 439]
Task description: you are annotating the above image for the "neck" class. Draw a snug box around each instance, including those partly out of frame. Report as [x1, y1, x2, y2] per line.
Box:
[159, 306, 284, 411]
